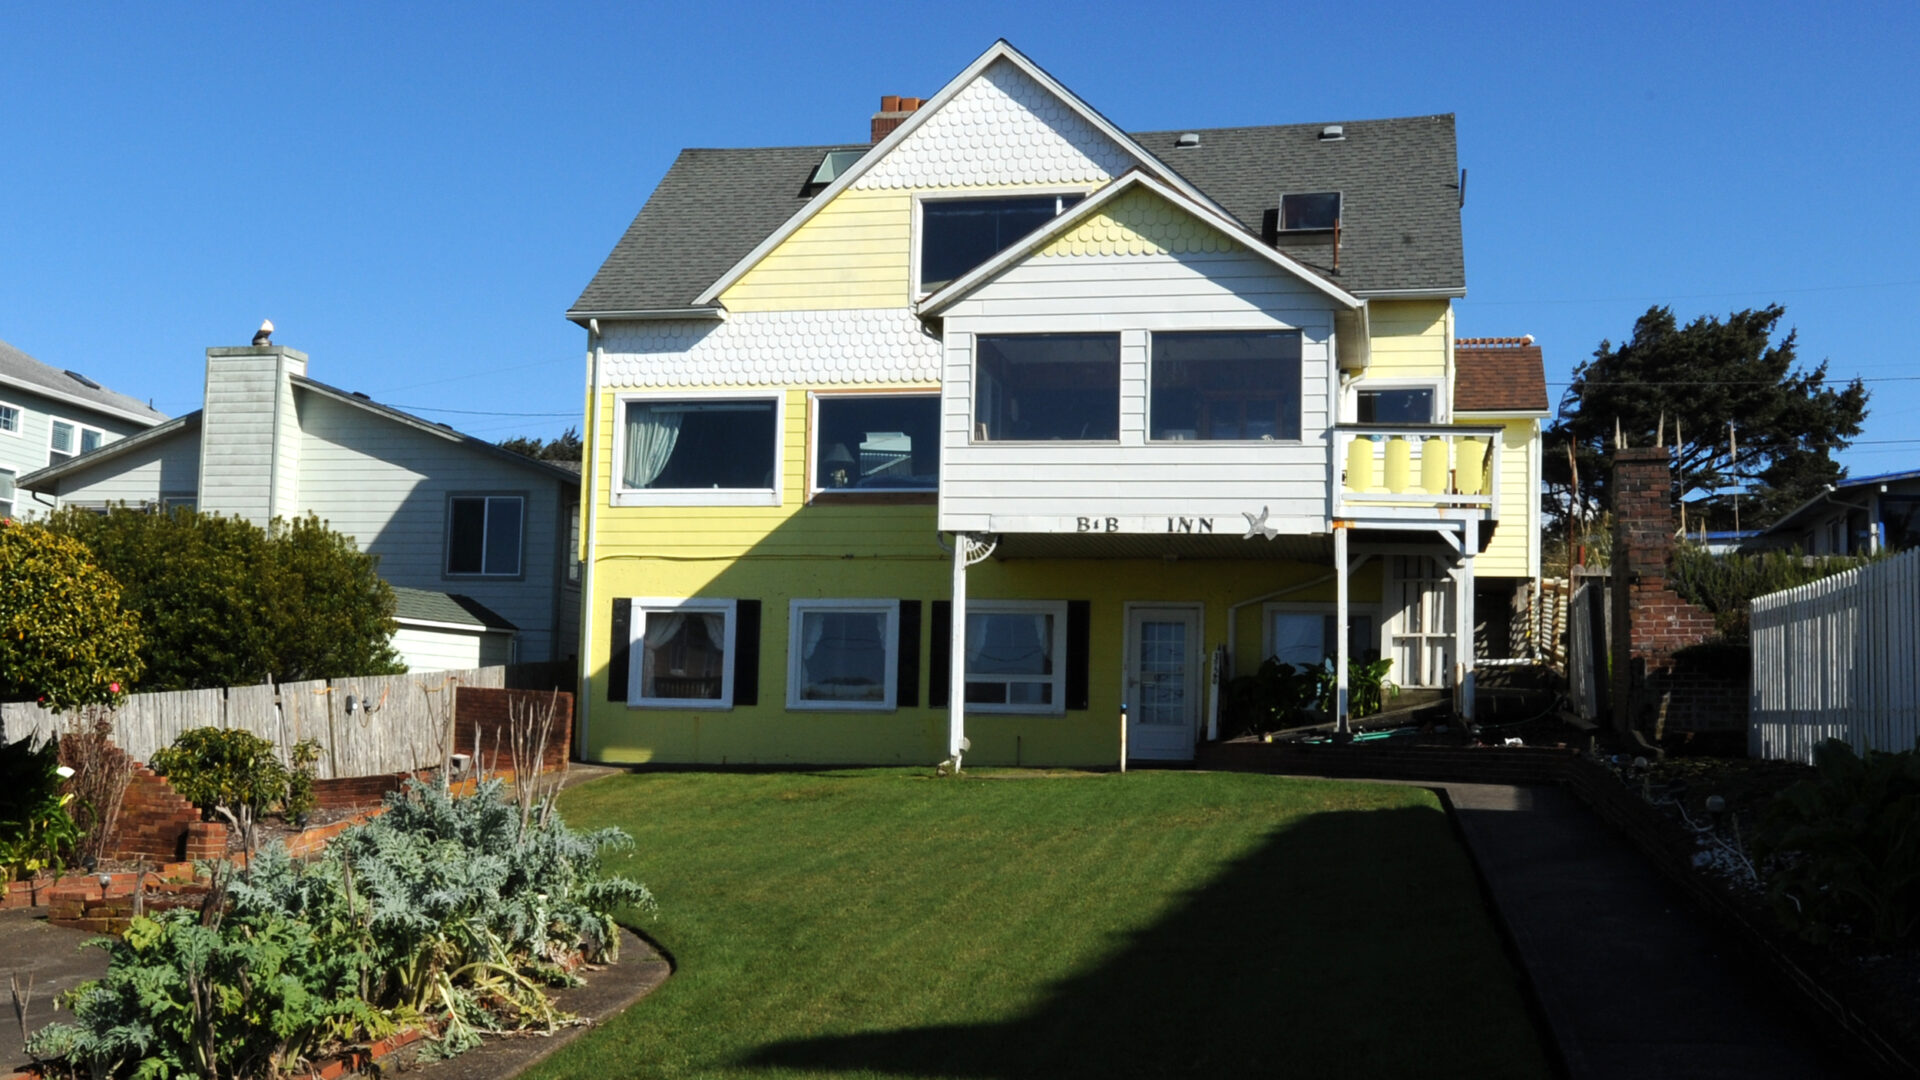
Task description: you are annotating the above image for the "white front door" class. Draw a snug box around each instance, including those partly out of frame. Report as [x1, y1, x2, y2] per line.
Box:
[1125, 605, 1202, 761]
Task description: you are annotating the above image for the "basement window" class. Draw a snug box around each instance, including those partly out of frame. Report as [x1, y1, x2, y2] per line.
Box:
[920, 193, 1084, 293]
[1279, 191, 1342, 232]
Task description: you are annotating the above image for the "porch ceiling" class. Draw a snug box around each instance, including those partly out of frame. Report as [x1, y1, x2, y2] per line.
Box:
[990, 532, 1334, 561]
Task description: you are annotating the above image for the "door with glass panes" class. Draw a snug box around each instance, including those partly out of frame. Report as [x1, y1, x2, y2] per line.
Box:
[1125, 605, 1202, 760]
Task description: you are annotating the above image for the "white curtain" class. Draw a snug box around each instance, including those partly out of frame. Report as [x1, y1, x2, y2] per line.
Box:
[802, 613, 827, 661]
[624, 405, 683, 489]
[1032, 616, 1052, 665]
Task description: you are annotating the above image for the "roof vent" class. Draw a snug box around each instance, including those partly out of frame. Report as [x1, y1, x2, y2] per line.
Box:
[1175, 132, 1200, 149]
[351, 391, 371, 400]
[64, 370, 101, 390]
[1319, 125, 1346, 141]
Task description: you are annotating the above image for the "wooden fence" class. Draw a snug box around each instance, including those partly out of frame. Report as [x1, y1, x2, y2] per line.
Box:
[1750, 547, 1920, 763]
[1, 667, 508, 779]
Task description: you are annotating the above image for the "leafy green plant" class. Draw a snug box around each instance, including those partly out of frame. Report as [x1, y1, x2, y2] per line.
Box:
[44, 507, 403, 691]
[1329, 656, 1401, 719]
[284, 739, 322, 827]
[1220, 658, 1321, 737]
[1754, 738, 1920, 944]
[150, 727, 290, 833]
[0, 520, 142, 710]
[0, 734, 83, 882]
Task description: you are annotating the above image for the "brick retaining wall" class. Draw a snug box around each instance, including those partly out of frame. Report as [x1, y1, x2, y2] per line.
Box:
[453, 686, 573, 774]
[110, 765, 199, 863]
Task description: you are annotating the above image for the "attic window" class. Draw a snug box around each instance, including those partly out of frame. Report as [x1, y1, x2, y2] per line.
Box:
[1279, 192, 1342, 232]
[920, 194, 1084, 293]
[803, 149, 866, 195]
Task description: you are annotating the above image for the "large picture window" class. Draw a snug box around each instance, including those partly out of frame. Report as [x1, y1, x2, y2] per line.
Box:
[630, 598, 736, 707]
[1150, 331, 1302, 441]
[813, 395, 939, 493]
[974, 334, 1120, 442]
[619, 397, 779, 504]
[920, 194, 1083, 293]
[964, 601, 1067, 713]
[446, 494, 524, 576]
[787, 600, 899, 709]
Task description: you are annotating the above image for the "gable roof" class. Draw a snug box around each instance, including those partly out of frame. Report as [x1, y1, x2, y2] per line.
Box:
[570, 50, 1464, 321]
[19, 377, 578, 492]
[1758, 468, 1920, 540]
[0, 337, 168, 427]
[391, 587, 518, 632]
[1454, 337, 1549, 413]
[918, 171, 1361, 315]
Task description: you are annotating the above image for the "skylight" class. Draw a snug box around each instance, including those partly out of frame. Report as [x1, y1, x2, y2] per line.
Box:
[804, 149, 867, 194]
[64, 369, 102, 390]
[1279, 192, 1342, 232]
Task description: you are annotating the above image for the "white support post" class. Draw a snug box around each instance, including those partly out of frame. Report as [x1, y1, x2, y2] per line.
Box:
[1455, 517, 1478, 722]
[949, 536, 970, 764]
[1335, 525, 1351, 734]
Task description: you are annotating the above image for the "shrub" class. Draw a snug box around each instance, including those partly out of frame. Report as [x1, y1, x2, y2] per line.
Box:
[150, 727, 290, 828]
[0, 520, 142, 710]
[44, 507, 403, 691]
[1220, 657, 1401, 738]
[1754, 739, 1920, 944]
[58, 707, 136, 866]
[284, 739, 322, 827]
[0, 734, 82, 882]
[1670, 545, 1872, 642]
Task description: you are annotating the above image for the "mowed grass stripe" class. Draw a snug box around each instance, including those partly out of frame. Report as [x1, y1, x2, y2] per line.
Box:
[532, 769, 1552, 1080]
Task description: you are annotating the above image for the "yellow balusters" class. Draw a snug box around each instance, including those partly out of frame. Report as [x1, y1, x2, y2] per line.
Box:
[1344, 435, 1375, 492]
[1420, 437, 1450, 494]
[1382, 436, 1412, 493]
[1455, 437, 1485, 495]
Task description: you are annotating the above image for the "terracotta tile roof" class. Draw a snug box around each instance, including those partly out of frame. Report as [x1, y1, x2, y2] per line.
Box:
[1454, 337, 1549, 413]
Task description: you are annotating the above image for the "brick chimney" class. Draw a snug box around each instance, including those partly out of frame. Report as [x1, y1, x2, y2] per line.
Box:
[1608, 447, 1721, 734]
[870, 95, 925, 144]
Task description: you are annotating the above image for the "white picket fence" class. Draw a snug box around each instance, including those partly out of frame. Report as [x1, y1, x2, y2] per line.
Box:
[1, 667, 507, 779]
[1750, 548, 1920, 763]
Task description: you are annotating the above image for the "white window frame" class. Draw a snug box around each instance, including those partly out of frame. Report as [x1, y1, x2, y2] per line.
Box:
[964, 599, 1068, 716]
[1348, 378, 1447, 425]
[47, 417, 104, 465]
[627, 597, 738, 709]
[0, 466, 15, 519]
[444, 493, 526, 578]
[612, 390, 784, 508]
[969, 332, 1125, 445]
[911, 187, 1091, 300]
[1145, 328, 1308, 445]
[786, 599, 900, 711]
[1262, 602, 1382, 670]
[0, 400, 21, 437]
[806, 390, 941, 500]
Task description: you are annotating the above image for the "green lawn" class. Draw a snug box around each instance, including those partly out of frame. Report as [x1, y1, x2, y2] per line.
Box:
[529, 769, 1553, 1080]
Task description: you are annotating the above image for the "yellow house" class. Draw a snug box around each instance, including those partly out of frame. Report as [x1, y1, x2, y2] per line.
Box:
[567, 41, 1546, 767]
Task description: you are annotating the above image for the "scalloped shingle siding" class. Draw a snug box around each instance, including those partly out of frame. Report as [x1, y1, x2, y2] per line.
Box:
[599, 309, 943, 389]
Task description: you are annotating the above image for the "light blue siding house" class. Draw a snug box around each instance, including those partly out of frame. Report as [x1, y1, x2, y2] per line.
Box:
[19, 338, 581, 671]
[0, 337, 168, 520]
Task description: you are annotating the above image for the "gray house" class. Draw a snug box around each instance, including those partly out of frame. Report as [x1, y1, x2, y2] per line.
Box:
[19, 339, 581, 671]
[0, 337, 167, 520]
[1745, 469, 1920, 558]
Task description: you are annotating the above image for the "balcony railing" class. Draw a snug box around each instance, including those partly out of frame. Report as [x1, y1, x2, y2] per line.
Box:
[1333, 423, 1503, 518]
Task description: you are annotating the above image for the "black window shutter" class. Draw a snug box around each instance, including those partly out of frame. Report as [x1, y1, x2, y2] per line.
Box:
[929, 601, 951, 707]
[733, 600, 761, 706]
[1066, 600, 1091, 710]
[608, 598, 631, 702]
[897, 601, 921, 708]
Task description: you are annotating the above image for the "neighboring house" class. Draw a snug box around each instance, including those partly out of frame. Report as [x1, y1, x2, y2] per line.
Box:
[19, 339, 581, 671]
[1745, 469, 1920, 557]
[0, 337, 168, 520]
[568, 41, 1546, 767]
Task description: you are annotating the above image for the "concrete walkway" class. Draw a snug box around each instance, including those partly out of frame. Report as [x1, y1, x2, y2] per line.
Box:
[0, 909, 110, 1071]
[1441, 782, 1848, 1080]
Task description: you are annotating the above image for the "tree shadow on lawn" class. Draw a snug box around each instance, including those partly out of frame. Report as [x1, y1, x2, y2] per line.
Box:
[738, 804, 1551, 1080]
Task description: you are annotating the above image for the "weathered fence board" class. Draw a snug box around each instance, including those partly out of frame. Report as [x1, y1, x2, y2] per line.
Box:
[1751, 548, 1920, 763]
[2, 667, 512, 778]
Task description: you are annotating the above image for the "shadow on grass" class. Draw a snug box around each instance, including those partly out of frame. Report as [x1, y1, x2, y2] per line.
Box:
[739, 804, 1548, 1080]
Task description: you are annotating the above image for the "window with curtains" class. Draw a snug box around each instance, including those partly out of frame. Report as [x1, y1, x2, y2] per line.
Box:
[963, 600, 1067, 713]
[616, 396, 779, 505]
[787, 600, 899, 709]
[630, 599, 736, 707]
[1263, 605, 1378, 672]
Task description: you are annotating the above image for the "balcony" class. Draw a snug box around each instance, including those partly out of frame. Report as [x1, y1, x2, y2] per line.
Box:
[1332, 423, 1503, 521]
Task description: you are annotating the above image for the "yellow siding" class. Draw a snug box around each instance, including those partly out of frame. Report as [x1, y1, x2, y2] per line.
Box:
[1366, 299, 1450, 379]
[579, 553, 1383, 767]
[720, 190, 914, 311]
[1459, 415, 1538, 578]
[1037, 188, 1242, 257]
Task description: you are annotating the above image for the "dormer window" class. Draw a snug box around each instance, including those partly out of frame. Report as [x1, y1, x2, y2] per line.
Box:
[919, 193, 1083, 293]
[1279, 191, 1341, 232]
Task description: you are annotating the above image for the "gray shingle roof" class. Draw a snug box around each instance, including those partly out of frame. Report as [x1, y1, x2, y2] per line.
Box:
[570, 114, 1463, 316]
[391, 587, 517, 631]
[0, 337, 167, 423]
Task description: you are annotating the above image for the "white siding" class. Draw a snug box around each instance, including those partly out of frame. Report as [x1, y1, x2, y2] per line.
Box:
[294, 392, 569, 663]
[391, 625, 511, 672]
[939, 250, 1340, 533]
[47, 425, 202, 509]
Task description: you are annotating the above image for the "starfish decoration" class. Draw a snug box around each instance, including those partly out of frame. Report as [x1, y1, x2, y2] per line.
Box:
[1242, 506, 1280, 540]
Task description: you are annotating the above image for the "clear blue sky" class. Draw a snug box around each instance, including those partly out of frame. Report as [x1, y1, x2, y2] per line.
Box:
[4, 2, 1915, 470]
